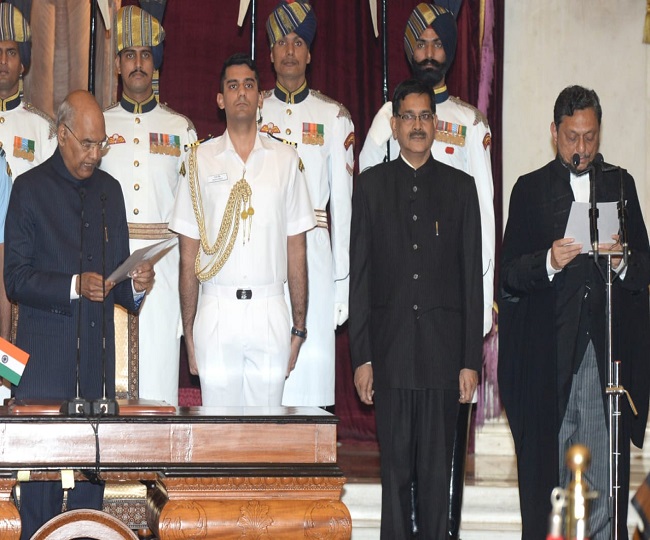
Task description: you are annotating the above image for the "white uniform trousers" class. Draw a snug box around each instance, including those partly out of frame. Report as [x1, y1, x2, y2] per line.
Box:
[194, 283, 290, 407]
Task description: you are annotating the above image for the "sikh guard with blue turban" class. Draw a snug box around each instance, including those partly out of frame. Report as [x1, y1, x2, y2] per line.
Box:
[261, 0, 354, 408]
[101, 5, 197, 406]
[0, 2, 55, 401]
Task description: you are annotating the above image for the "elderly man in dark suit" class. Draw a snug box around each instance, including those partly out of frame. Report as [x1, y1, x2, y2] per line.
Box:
[349, 78, 483, 539]
[4, 89, 154, 539]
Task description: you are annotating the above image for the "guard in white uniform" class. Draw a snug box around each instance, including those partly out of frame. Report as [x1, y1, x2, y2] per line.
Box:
[101, 6, 197, 406]
[262, 0, 354, 407]
[358, 5, 495, 537]
[170, 53, 315, 407]
[0, 3, 55, 401]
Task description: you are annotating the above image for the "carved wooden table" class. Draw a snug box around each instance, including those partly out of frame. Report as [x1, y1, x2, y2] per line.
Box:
[0, 404, 351, 539]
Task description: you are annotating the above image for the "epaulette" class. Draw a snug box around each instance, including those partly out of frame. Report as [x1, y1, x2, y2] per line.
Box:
[159, 102, 198, 134]
[23, 102, 56, 138]
[310, 89, 353, 122]
[263, 131, 297, 148]
[184, 135, 214, 152]
[448, 95, 489, 129]
[262, 89, 273, 99]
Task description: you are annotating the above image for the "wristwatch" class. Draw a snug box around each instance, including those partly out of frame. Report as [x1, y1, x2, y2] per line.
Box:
[291, 326, 307, 339]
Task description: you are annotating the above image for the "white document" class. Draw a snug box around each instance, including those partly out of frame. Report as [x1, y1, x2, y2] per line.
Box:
[107, 237, 177, 284]
[564, 201, 619, 254]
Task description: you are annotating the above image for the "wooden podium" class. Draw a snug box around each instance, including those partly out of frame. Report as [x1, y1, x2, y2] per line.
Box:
[0, 403, 351, 539]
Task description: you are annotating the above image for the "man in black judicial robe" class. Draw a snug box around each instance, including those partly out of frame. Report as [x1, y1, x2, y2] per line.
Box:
[4, 90, 154, 539]
[499, 85, 650, 540]
[349, 79, 483, 539]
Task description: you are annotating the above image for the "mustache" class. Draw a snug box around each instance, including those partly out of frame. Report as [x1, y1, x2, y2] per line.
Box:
[409, 131, 427, 139]
[415, 58, 444, 70]
[129, 68, 147, 77]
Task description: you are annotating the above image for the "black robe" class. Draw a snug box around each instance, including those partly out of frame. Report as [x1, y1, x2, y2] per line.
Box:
[498, 157, 650, 539]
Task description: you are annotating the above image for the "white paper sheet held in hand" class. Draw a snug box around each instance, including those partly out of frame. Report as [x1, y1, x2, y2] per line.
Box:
[564, 201, 619, 253]
[107, 237, 177, 284]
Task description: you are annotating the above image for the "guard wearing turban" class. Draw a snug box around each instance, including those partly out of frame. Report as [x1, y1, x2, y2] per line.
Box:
[0, 2, 31, 68]
[113, 4, 165, 97]
[266, 0, 317, 49]
[403, 2, 457, 68]
[359, 3, 496, 538]
[260, 0, 355, 408]
[101, 4, 197, 408]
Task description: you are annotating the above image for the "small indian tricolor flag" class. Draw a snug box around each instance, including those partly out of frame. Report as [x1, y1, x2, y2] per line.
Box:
[0, 337, 29, 386]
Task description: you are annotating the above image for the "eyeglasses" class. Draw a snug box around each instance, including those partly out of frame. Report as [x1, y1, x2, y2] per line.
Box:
[395, 112, 435, 124]
[64, 124, 109, 152]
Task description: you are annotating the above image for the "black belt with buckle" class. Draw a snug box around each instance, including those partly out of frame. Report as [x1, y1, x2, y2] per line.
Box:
[236, 289, 252, 300]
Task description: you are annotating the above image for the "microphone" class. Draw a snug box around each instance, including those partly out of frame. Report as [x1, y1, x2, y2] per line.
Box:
[91, 193, 119, 416]
[572, 153, 580, 169]
[588, 154, 602, 257]
[61, 187, 91, 416]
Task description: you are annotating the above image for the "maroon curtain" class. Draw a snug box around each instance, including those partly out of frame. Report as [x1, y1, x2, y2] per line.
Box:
[130, 0, 503, 441]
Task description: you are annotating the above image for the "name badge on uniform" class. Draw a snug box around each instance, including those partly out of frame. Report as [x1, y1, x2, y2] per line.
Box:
[13, 136, 35, 162]
[150, 133, 181, 157]
[208, 173, 228, 183]
[302, 122, 324, 146]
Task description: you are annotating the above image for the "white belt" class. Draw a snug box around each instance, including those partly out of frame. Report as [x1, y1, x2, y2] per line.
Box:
[202, 282, 284, 300]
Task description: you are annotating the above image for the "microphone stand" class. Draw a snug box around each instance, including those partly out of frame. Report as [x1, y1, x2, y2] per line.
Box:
[61, 188, 90, 416]
[92, 193, 119, 416]
[587, 160, 636, 540]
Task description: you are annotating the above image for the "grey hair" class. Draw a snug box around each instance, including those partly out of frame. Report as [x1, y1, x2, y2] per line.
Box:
[56, 97, 75, 128]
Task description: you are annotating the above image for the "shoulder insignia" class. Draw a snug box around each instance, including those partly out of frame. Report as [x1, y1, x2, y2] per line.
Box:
[483, 132, 491, 150]
[23, 102, 56, 138]
[310, 89, 353, 122]
[159, 102, 198, 134]
[448, 95, 489, 128]
[183, 136, 213, 152]
[344, 132, 355, 151]
[262, 89, 274, 99]
[262, 130, 297, 148]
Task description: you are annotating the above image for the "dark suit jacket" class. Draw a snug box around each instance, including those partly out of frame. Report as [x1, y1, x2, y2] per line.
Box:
[4, 148, 139, 401]
[498, 157, 650, 539]
[349, 154, 483, 390]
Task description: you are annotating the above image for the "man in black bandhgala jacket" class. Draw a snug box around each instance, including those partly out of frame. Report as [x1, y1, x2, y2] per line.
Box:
[350, 78, 483, 539]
